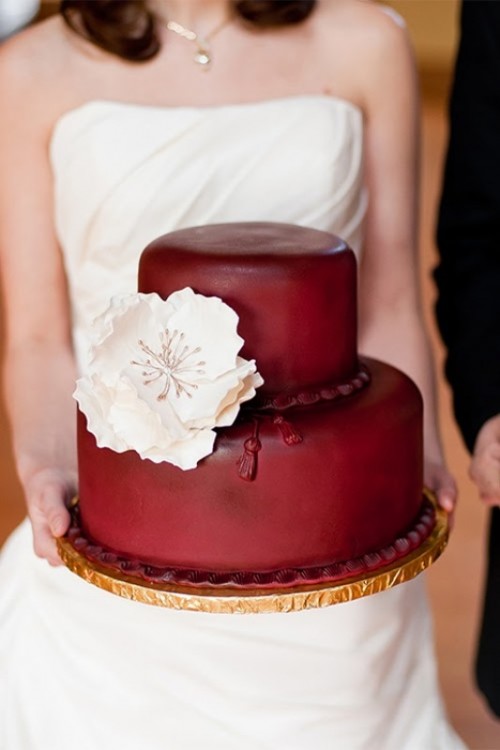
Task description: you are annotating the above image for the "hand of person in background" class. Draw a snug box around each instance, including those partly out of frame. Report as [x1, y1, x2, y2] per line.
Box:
[470, 414, 500, 506]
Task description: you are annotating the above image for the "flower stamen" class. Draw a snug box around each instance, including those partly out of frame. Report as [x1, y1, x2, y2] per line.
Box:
[131, 329, 206, 400]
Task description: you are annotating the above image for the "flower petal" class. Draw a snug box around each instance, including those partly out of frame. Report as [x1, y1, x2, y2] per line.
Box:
[75, 289, 263, 469]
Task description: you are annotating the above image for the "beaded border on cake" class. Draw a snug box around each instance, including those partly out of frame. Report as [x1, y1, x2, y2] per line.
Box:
[57, 491, 448, 613]
[60, 492, 436, 590]
[255, 364, 371, 411]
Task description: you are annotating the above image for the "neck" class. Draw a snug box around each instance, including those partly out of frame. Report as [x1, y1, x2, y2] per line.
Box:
[150, 0, 231, 32]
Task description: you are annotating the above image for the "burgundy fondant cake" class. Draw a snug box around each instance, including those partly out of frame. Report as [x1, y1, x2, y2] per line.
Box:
[72, 223, 432, 590]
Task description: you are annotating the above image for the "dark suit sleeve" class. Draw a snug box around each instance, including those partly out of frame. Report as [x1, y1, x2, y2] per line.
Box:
[435, 0, 500, 453]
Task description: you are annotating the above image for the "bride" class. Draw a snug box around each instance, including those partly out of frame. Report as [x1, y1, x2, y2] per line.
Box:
[0, 1, 465, 747]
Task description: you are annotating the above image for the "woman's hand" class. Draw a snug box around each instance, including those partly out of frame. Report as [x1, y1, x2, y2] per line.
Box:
[470, 414, 500, 507]
[23, 467, 77, 566]
[424, 458, 458, 523]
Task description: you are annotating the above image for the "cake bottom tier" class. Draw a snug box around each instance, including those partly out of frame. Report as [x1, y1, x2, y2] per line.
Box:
[77, 358, 424, 573]
[63, 493, 436, 591]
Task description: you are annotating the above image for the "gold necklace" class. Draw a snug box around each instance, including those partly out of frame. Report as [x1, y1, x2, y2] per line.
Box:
[163, 15, 232, 70]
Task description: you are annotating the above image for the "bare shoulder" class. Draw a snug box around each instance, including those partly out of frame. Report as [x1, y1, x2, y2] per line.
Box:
[311, 1, 415, 108]
[316, 0, 411, 49]
[0, 16, 81, 132]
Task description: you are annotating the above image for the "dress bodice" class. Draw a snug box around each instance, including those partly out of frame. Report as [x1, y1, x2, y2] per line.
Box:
[49, 95, 366, 370]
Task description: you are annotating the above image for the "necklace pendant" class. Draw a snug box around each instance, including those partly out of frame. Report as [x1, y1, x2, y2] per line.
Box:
[164, 18, 230, 72]
[194, 43, 211, 70]
[194, 49, 211, 67]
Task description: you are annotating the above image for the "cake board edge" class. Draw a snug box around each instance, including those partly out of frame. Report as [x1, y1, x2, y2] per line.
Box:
[56, 489, 449, 614]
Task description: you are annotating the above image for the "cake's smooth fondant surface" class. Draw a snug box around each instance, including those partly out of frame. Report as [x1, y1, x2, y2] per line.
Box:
[76, 222, 425, 583]
[139, 223, 357, 395]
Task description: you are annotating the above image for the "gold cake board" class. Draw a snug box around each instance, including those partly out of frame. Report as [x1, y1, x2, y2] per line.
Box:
[57, 492, 449, 615]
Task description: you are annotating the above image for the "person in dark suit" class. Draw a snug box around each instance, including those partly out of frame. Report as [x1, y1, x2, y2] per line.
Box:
[436, 0, 500, 717]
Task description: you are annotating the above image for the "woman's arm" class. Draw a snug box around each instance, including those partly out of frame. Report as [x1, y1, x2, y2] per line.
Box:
[0, 30, 77, 564]
[355, 8, 456, 512]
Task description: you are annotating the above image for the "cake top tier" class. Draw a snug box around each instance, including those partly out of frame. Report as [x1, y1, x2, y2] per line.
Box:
[139, 222, 358, 395]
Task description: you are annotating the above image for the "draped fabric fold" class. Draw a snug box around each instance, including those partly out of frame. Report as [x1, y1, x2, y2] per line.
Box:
[49, 96, 366, 370]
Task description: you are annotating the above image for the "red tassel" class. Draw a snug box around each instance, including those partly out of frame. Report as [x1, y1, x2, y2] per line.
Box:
[273, 415, 303, 445]
[237, 436, 262, 481]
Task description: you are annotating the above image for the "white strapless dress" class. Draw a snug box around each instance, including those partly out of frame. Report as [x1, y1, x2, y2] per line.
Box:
[0, 96, 466, 749]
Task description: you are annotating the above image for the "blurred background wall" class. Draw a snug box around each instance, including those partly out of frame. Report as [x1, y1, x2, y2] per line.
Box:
[384, 0, 460, 97]
[386, 0, 459, 67]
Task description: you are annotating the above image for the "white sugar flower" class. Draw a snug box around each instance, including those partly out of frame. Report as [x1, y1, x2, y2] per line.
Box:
[74, 289, 263, 469]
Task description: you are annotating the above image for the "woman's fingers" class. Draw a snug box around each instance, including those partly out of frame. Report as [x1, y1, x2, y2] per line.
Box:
[435, 471, 457, 514]
[425, 461, 457, 510]
[25, 470, 72, 565]
[29, 508, 63, 566]
[424, 460, 458, 530]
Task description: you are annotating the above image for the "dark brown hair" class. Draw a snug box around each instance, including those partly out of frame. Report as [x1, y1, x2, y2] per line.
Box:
[60, 1, 317, 62]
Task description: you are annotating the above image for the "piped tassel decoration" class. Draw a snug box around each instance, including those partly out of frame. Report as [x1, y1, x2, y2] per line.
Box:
[237, 421, 262, 481]
[273, 415, 303, 445]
